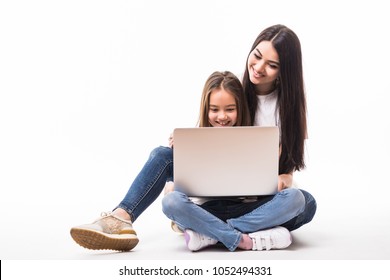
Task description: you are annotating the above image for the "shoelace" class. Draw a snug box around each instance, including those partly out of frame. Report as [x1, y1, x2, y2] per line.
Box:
[91, 211, 113, 223]
[100, 211, 113, 217]
[99, 211, 133, 225]
[252, 235, 272, 251]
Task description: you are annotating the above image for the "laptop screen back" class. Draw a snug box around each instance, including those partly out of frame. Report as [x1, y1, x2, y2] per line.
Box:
[173, 126, 279, 197]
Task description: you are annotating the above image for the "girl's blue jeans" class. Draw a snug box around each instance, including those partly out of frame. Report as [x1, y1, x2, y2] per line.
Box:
[115, 146, 174, 222]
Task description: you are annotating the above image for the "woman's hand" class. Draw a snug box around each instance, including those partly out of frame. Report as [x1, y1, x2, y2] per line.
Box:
[278, 173, 293, 191]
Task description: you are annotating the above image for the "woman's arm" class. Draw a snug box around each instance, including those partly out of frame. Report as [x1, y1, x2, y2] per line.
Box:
[277, 143, 294, 191]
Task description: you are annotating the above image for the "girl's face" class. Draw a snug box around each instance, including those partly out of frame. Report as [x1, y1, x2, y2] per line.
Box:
[247, 40, 280, 94]
[208, 88, 237, 127]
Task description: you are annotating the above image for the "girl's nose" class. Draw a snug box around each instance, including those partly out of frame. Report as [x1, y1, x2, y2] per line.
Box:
[218, 112, 228, 120]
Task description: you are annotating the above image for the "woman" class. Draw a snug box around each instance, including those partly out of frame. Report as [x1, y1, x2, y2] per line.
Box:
[162, 24, 317, 251]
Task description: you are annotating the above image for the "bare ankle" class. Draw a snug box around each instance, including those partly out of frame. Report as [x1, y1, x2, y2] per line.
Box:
[113, 208, 132, 221]
[237, 234, 253, 250]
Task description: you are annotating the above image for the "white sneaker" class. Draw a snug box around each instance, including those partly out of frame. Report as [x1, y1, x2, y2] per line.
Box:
[183, 229, 218, 251]
[248, 226, 292, 250]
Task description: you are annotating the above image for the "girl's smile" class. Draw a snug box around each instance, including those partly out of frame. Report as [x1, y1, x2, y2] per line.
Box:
[208, 88, 237, 127]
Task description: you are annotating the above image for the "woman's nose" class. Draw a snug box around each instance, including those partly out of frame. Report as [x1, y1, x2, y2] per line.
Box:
[254, 61, 266, 73]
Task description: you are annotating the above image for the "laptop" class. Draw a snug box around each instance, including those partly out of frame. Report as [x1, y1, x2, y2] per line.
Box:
[173, 126, 279, 197]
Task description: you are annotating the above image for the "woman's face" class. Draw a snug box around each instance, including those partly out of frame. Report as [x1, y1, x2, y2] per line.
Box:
[208, 88, 237, 127]
[247, 40, 280, 94]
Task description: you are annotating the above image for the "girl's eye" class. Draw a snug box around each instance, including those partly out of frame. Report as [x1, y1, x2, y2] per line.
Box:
[254, 54, 261, 59]
[269, 64, 279, 69]
[210, 108, 218, 113]
[226, 108, 236, 112]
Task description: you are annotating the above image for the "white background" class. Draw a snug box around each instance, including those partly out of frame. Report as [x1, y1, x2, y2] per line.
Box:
[1, 0, 390, 276]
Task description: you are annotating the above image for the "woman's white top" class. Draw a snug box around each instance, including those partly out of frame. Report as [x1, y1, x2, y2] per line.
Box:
[254, 89, 279, 127]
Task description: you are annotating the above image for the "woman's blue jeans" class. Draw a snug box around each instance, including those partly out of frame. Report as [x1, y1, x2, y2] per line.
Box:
[162, 188, 316, 251]
[115, 146, 173, 222]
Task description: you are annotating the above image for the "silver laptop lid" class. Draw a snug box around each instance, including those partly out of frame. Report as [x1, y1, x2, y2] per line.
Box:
[173, 126, 279, 197]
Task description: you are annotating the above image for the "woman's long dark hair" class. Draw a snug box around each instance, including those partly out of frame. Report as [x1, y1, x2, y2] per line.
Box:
[242, 24, 307, 174]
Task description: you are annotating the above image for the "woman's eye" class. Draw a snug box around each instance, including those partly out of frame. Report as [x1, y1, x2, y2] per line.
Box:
[254, 54, 261, 59]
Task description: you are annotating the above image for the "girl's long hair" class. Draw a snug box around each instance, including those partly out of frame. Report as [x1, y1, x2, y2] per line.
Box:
[198, 71, 251, 127]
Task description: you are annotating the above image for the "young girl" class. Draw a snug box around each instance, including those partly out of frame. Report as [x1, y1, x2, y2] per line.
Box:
[70, 71, 250, 251]
[162, 24, 317, 251]
[163, 70, 251, 194]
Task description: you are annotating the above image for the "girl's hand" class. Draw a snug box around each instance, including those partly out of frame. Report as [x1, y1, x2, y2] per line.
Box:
[278, 173, 293, 191]
[164, 181, 175, 195]
[168, 133, 174, 148]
